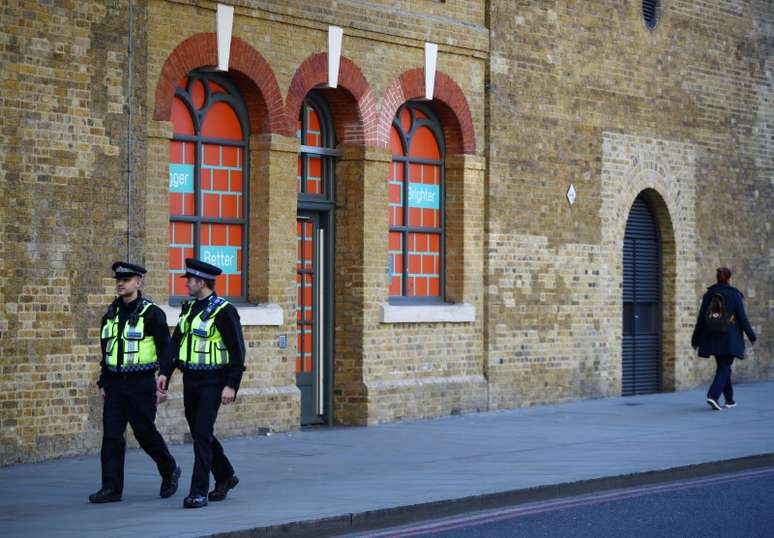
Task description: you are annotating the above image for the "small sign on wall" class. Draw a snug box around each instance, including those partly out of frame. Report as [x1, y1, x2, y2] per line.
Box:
[567, 183, 577, 206]
[200, 246, 239, 274]
[169, 164, 194, 193]
[408, 183, 440, 209]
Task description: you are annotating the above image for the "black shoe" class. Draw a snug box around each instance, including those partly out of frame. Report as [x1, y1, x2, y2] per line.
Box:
[160, 466, 181, 498]
[208, 475, 239, 502]
[89, 488, 122, 504]
[706, 397, 722, 411]
[183, 495, 208, 509]
[725, 400, 737, 408]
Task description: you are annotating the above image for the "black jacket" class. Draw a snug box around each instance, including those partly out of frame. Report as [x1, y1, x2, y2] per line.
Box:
[691, 283, 756, 359]
[97, 293, 171, 388]
[164, 294, 246, 392]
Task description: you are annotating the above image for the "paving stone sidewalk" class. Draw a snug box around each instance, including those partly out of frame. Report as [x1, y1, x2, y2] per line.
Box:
[2, 382, 773, 537]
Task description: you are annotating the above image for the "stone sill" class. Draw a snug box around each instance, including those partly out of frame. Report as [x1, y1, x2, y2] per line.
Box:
[380, 303, 476, 324]
[160, 304, 283, 327]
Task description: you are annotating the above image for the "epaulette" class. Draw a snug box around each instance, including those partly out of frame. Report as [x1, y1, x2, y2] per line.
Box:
[128, 297, 153, 327]
[200, 295, 227, 321]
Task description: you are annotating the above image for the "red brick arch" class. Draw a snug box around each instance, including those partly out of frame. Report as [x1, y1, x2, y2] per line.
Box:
[153, 33, 288, 136]
[379, 69, 476, 155]
[285, 53, 378, 147]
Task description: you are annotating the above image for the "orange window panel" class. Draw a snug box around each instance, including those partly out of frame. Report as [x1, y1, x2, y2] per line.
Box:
[389, 274, 402, 296]
[415, 277, 428, 296]
[201, 101, 243, 140]
[408, 126, 440, 160]
[171, 98, 194, 136]
[228, 225, 242, 247]
[230, 170, 243, 193]
[408, 207, 422, 227]
[180, 194, 195, 216]
[389, 232, 402, 251]
[408, 254, 422, 274]
[388, 183, 402, 205]
[392, 161, 405, 181]
[169, 193, 184, 216]
[422, 208, 439, 227]
[421, 255, 436, 275]
[203, 145, 220, 166]
[202, 194, 220, 218]
[220, 195, 240, 219]
[200, 168, 212, 190]
[190, 79, 205, 109]
[303, 284, 313, 308]
[390, 125, 404, 155]
[308, 107, 320, 132]
[212, 169, 229, 191]
[208, 224, 227, 246]
[168, 248, 183, 270]
[225, 274, 241, 297]
[422, 164, 440, 185]
[307, 155, 322, 178]
[428, 278, 440, 297]
[220, 146, 240, 168]
[429, 233, 440, 252]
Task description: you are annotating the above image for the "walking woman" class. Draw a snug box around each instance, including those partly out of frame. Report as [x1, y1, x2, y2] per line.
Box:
[691, 267, 757, 410]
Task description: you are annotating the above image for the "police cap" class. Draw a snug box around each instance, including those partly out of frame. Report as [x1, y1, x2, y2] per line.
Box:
[111, 261, 147, 279]
[181, 258, 222, 281]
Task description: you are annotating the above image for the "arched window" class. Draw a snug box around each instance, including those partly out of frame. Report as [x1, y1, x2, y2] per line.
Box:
[388, 102, 444, 301]
[297, 93, 336, 199]
[168, 71, 248, 299]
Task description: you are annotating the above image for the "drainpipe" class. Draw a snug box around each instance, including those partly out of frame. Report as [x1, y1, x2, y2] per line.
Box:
[126, 0, 134, 260]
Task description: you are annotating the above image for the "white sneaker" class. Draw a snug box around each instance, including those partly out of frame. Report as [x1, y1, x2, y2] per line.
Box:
[706, 398, 722, 411]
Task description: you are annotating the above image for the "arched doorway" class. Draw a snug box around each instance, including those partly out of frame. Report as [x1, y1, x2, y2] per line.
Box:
[622, 195, 662, 396]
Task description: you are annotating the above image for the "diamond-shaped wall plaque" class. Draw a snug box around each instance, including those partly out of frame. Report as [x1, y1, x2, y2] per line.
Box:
[567, 183, 577, 206]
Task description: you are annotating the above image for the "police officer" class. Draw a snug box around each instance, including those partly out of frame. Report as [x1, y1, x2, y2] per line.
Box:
[157, 258, 245, 509]
[90, 262, 181, 503]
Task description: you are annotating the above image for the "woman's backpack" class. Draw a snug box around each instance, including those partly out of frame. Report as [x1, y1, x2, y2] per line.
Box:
[706, 293, 732, 333]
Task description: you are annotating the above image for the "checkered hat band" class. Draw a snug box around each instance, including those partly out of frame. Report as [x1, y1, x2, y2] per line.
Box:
[186, 268, 217, 279]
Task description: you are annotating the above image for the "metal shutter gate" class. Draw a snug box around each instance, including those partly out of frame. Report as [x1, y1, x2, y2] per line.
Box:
[622, 196, 662, 396]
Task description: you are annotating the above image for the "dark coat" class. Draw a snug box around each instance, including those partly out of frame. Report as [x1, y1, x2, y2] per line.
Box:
[691, 283, 756, 359]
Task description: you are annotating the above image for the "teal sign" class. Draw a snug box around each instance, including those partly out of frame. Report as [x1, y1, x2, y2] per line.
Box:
[169, 164, 194, 193]
[408, 183, 440, 209]
[200, 246, 239, 275]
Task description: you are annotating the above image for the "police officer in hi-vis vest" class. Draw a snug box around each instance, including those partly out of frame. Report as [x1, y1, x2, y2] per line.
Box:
[91, 262, 181, 504]
[156, 258, 245, 509]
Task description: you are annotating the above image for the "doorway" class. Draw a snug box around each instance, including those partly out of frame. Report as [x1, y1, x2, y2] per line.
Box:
[622, 195, 662, 396]
[296, 210, 333, 424]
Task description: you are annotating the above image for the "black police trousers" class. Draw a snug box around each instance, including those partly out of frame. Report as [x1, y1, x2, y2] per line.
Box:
[183, 375, 235, 496]
[101, 373, 177, 493]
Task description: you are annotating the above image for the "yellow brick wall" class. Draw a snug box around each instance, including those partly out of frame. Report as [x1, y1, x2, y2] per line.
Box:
[1, 0, 771, 464]
[485, 0, 773, 407]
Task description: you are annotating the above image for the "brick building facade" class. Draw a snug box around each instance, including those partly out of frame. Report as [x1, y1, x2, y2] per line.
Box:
[1, 0, 771, 464]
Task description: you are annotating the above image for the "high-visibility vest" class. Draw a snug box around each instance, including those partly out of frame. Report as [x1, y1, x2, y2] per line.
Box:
[101, 298, 158, 372]
[177, 295, 230, 370]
